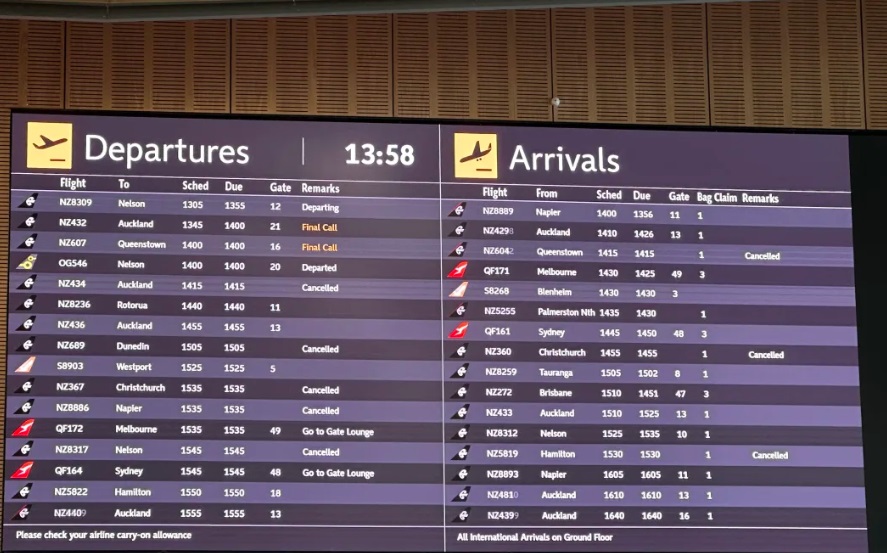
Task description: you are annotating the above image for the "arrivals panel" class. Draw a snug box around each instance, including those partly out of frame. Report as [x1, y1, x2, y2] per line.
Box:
[4, 112, 867, 551]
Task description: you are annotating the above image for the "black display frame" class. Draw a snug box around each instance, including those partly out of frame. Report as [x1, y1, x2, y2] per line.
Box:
[5, 107, 884, 553]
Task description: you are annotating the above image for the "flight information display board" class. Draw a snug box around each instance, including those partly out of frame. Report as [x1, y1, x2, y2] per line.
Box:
[3, 111, 867, 552]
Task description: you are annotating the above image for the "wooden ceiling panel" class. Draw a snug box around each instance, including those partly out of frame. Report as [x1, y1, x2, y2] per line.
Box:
[233, 15, 390, 116]
[863, 0, 887, 128]
[394, 9, 551, 120]
[708, 0, 863, 128]
[553, 5, 708, 125]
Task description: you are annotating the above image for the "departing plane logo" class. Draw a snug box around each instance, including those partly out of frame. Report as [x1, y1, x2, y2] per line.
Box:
[450, 303, 468, 318]
[454, 133, 498, 179]
[17, 316, 36, 332]
[11, 419, 35, 437]
[453, 508, 471, 522]
[18, 275, 37, 290]
[16, 399, 35, 415]
[18, 296, 36, 311]
[12, 504, 32, 520]
[18, 234, 38, 249]
[17, 254, 38, 270]
[27, 122, 73, 170]
[11, 461, 34, 479]
[16, 379, 35, 394]
[12, 483, 32, 500]
[14, 441, 34, 457]
[19, 214, 37, 229]
[19, 193, 38, 209]
[15, 357, 36, 374]
[17, 337, 36, 352]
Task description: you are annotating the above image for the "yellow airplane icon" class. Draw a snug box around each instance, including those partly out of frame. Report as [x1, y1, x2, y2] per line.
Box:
[26, 122, 73, 170]
[454, 133, 497, 179]
[32, 135, 68, 150]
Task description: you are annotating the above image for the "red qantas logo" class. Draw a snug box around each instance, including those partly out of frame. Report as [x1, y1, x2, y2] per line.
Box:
[11, 461, 34, 479]
[449, 322, 469, 339]
[448, 262, 468, 278]
[12, 419, 34, 437]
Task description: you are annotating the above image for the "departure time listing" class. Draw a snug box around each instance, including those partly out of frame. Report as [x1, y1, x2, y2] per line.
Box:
[4, 114, 865, 552]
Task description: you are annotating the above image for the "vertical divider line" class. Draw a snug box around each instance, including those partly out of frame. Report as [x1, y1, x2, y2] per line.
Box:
[438, 123, 447, 551]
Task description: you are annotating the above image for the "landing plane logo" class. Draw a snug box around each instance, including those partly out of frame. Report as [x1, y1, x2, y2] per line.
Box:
[449, 242, 467, 257]
[451, 425, 470, 439]
[449, 223, 467, 237]
[450, 303, 467, 318]
[453, 508, 471, 522]
[451, 404, 470, 419]
[450, 343, 469, 358]
[451, 384, 469, 399]
[452, 445, 470, 460]
[449, 282, 468, 298]
[449, 322, 469, 339]
[448, 262, 468, 279]
[452, 486, 471, 502]
[454, 133, 497, 179]
[27, 122, 73, 170]
[453, 467, 470, 481]
[448, 202, 466, 217]
[451, 363, 469, 378]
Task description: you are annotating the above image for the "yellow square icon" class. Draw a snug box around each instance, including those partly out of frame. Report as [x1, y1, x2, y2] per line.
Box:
[454, 133, 497, 179]
[26, 121, 73, 170]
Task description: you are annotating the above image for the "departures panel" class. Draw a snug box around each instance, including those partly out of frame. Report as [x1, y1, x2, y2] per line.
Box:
[3, 113, 866, 552]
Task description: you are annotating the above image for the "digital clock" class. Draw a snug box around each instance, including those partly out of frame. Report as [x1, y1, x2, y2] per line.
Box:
[345, 143, 415, 167]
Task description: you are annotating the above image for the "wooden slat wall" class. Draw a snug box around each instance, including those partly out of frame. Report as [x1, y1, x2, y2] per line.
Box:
[862, 0, 887, 129]
[708, 0, 864, 127]
[393, 10, 552, 120]
[0, 18, 66, 530]
[66, 20, 230, 111]
[552, 5, 709, 125]
[231, 15, 392, 116]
